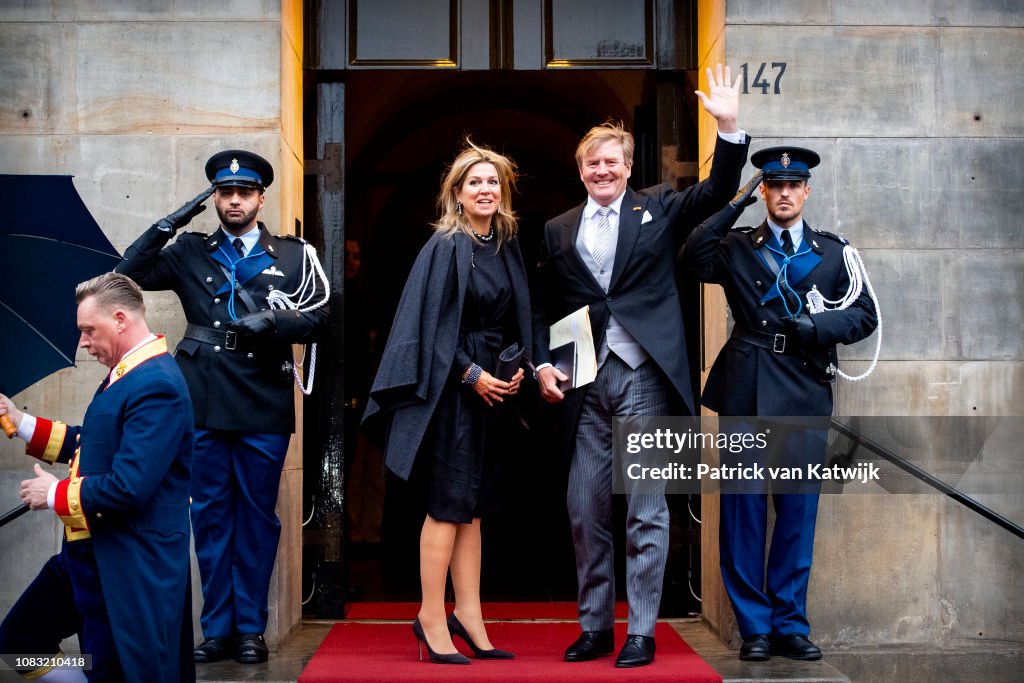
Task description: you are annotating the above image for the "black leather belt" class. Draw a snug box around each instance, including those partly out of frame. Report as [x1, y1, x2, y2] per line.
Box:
[184, 323, 249, 352]
[731, 327, 795, 355]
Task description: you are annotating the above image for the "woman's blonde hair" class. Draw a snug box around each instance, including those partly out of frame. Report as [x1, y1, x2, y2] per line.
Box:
[434, 139, 519, 246]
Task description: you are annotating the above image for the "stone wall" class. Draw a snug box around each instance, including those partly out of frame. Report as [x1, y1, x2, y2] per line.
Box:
[700, 1, 1023, 647]
[0, 0, 305, 647]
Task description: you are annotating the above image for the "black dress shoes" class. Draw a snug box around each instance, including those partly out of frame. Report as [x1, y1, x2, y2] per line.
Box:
[739, 634, 771, 661]
[236, 633, 269, 663]
[770, 633, 822, 660]
[194, 636, 234, 663]
[615, 634, 655, 668]
[564, 629, 615, 662]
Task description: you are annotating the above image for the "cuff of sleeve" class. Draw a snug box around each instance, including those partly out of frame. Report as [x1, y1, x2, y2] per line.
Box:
[534, 362, 553, 372]
[47, 480, 57, 510]
[718, 129, 747, 145]
[53, 477, 88, 529]
[16, 413, 36, 442]
[26, 418, 66, 464]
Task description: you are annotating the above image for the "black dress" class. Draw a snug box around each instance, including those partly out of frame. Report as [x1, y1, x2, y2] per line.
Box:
[415, 238, 517, 523]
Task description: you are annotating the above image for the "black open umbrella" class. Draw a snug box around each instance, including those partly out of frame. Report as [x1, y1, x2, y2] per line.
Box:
[0, 174, 121, 525]
[0, 175, 122, 395]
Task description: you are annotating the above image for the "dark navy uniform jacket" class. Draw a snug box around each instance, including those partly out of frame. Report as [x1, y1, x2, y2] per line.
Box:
[27, 342, 195, 683]
[531, 135, 748, 447]
[681, 203, 878, 417]
[116, 222, 329, 433]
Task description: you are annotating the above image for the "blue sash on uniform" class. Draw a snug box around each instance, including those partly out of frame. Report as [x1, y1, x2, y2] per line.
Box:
[758, 235, 821, 313]
[210, 242, 274, 319]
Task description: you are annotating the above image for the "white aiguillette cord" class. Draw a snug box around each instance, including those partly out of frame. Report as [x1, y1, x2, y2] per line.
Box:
[805, 245, 882, 382]
[266, 243, 331, 395]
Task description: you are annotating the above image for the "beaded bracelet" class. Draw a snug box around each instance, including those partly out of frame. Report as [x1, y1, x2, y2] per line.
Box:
[462, 363, 483, 386]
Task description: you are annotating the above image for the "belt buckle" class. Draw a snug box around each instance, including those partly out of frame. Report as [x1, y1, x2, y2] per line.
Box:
[773, 333, 786, 353]
[225, 330, 237, 351]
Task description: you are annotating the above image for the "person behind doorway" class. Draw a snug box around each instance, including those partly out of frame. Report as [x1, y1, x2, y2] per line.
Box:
[114, 150, 330, 665]
[363, 140, 532, 665]
[0, 273, 195, 682]
[529, 64, 749, 668]
[680, 147, 878, 661]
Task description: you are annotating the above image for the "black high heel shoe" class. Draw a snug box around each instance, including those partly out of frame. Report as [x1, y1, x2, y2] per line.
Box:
[412, 618, 471, 665]
[447, 613, 515, 659]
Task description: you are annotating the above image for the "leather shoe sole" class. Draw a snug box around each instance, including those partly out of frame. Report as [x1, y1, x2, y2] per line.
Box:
[236, 633, 269, 664]
[739, 634, 771, 661]
[194, 636, 234, 663]
[564, 629, 615, 662]
[615, 634, 655, 668]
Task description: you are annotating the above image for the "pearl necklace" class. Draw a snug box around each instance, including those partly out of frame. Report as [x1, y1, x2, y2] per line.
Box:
[472, 225, 495, 242]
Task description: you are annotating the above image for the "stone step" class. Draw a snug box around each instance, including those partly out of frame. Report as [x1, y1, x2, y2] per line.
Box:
[674, 621, 850, 683]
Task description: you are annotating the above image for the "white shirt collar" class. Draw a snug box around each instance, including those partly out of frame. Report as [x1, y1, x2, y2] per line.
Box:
[584, 191, 627, 220]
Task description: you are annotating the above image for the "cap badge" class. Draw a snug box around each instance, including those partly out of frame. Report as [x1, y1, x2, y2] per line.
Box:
[781, 153, 791, 168]
[230, 158, 240, 174]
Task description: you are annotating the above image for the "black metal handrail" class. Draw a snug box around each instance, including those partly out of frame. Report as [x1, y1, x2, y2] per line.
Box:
[831, 418, 1024, 541]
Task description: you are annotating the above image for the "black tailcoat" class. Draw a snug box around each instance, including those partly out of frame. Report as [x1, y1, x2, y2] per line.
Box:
[531, 135, 749, 448]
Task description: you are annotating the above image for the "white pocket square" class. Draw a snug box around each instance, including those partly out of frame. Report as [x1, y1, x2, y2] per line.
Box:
[641, 210, 653, 224]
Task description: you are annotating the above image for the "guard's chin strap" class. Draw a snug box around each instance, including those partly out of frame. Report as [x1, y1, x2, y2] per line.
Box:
[805, 245, 882, 382]
[266, 243, 331, 395]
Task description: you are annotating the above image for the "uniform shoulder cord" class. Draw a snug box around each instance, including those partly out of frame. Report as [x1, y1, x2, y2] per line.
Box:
[805, 245, 882, 382]
[266, 243, 331, 395]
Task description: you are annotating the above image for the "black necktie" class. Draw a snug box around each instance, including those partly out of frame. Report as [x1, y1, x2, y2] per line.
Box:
[232, 238, 246, 259]
[781, 230, 795, 256]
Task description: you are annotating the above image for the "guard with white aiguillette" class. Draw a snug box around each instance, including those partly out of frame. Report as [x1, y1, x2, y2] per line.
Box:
[680, 145, 880, 663]
[115, 149, 330, 665]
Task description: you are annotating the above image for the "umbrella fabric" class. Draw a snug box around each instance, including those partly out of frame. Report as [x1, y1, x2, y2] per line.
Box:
[0, 175, 122, 396]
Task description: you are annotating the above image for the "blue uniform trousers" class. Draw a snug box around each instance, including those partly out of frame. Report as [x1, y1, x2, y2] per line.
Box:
[0, 541, 122, 681]
[718, 424, 824, 639]
[191, 429, 290, 637]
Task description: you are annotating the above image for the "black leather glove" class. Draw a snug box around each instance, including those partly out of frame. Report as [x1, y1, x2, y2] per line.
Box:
[783, 313, 817, 347]
[729, 170, 763, 209]
[228, 310, 277, 336]
[154, 186, 215, 234]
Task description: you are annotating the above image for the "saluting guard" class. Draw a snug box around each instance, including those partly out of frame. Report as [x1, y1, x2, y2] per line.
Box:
[115, 150, 330, 664]
[680, 147, 879, 662]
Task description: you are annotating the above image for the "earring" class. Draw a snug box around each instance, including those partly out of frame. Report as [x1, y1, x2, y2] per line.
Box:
[456, 201, 463, 216]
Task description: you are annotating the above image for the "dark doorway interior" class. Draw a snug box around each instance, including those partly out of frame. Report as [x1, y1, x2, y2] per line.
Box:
[319, 68, 702, 614]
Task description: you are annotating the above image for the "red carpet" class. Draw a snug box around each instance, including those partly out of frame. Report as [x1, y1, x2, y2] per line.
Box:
[344, 601, 628, 620]
[299, 621, 721, 682]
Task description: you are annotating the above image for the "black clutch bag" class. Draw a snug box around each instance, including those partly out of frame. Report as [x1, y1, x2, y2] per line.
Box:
[494, 343, 525, 382]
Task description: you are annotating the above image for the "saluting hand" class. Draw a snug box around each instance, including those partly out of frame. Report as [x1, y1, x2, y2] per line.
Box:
[155, 185, 216, 234]
[694, 63, 741, 134]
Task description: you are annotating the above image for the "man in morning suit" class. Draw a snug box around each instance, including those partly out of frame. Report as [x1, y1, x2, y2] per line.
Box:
[0, 273, 194, 682]
[680, 147, 878, 661]
[530, 64, 749, 668]
[115, 150, 329, 664]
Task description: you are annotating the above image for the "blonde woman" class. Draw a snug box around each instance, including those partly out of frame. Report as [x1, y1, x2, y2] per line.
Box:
[364, 141, 531, 664]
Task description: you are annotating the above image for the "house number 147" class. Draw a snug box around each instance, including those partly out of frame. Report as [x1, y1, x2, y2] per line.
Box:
[740, 62, 787, 94]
